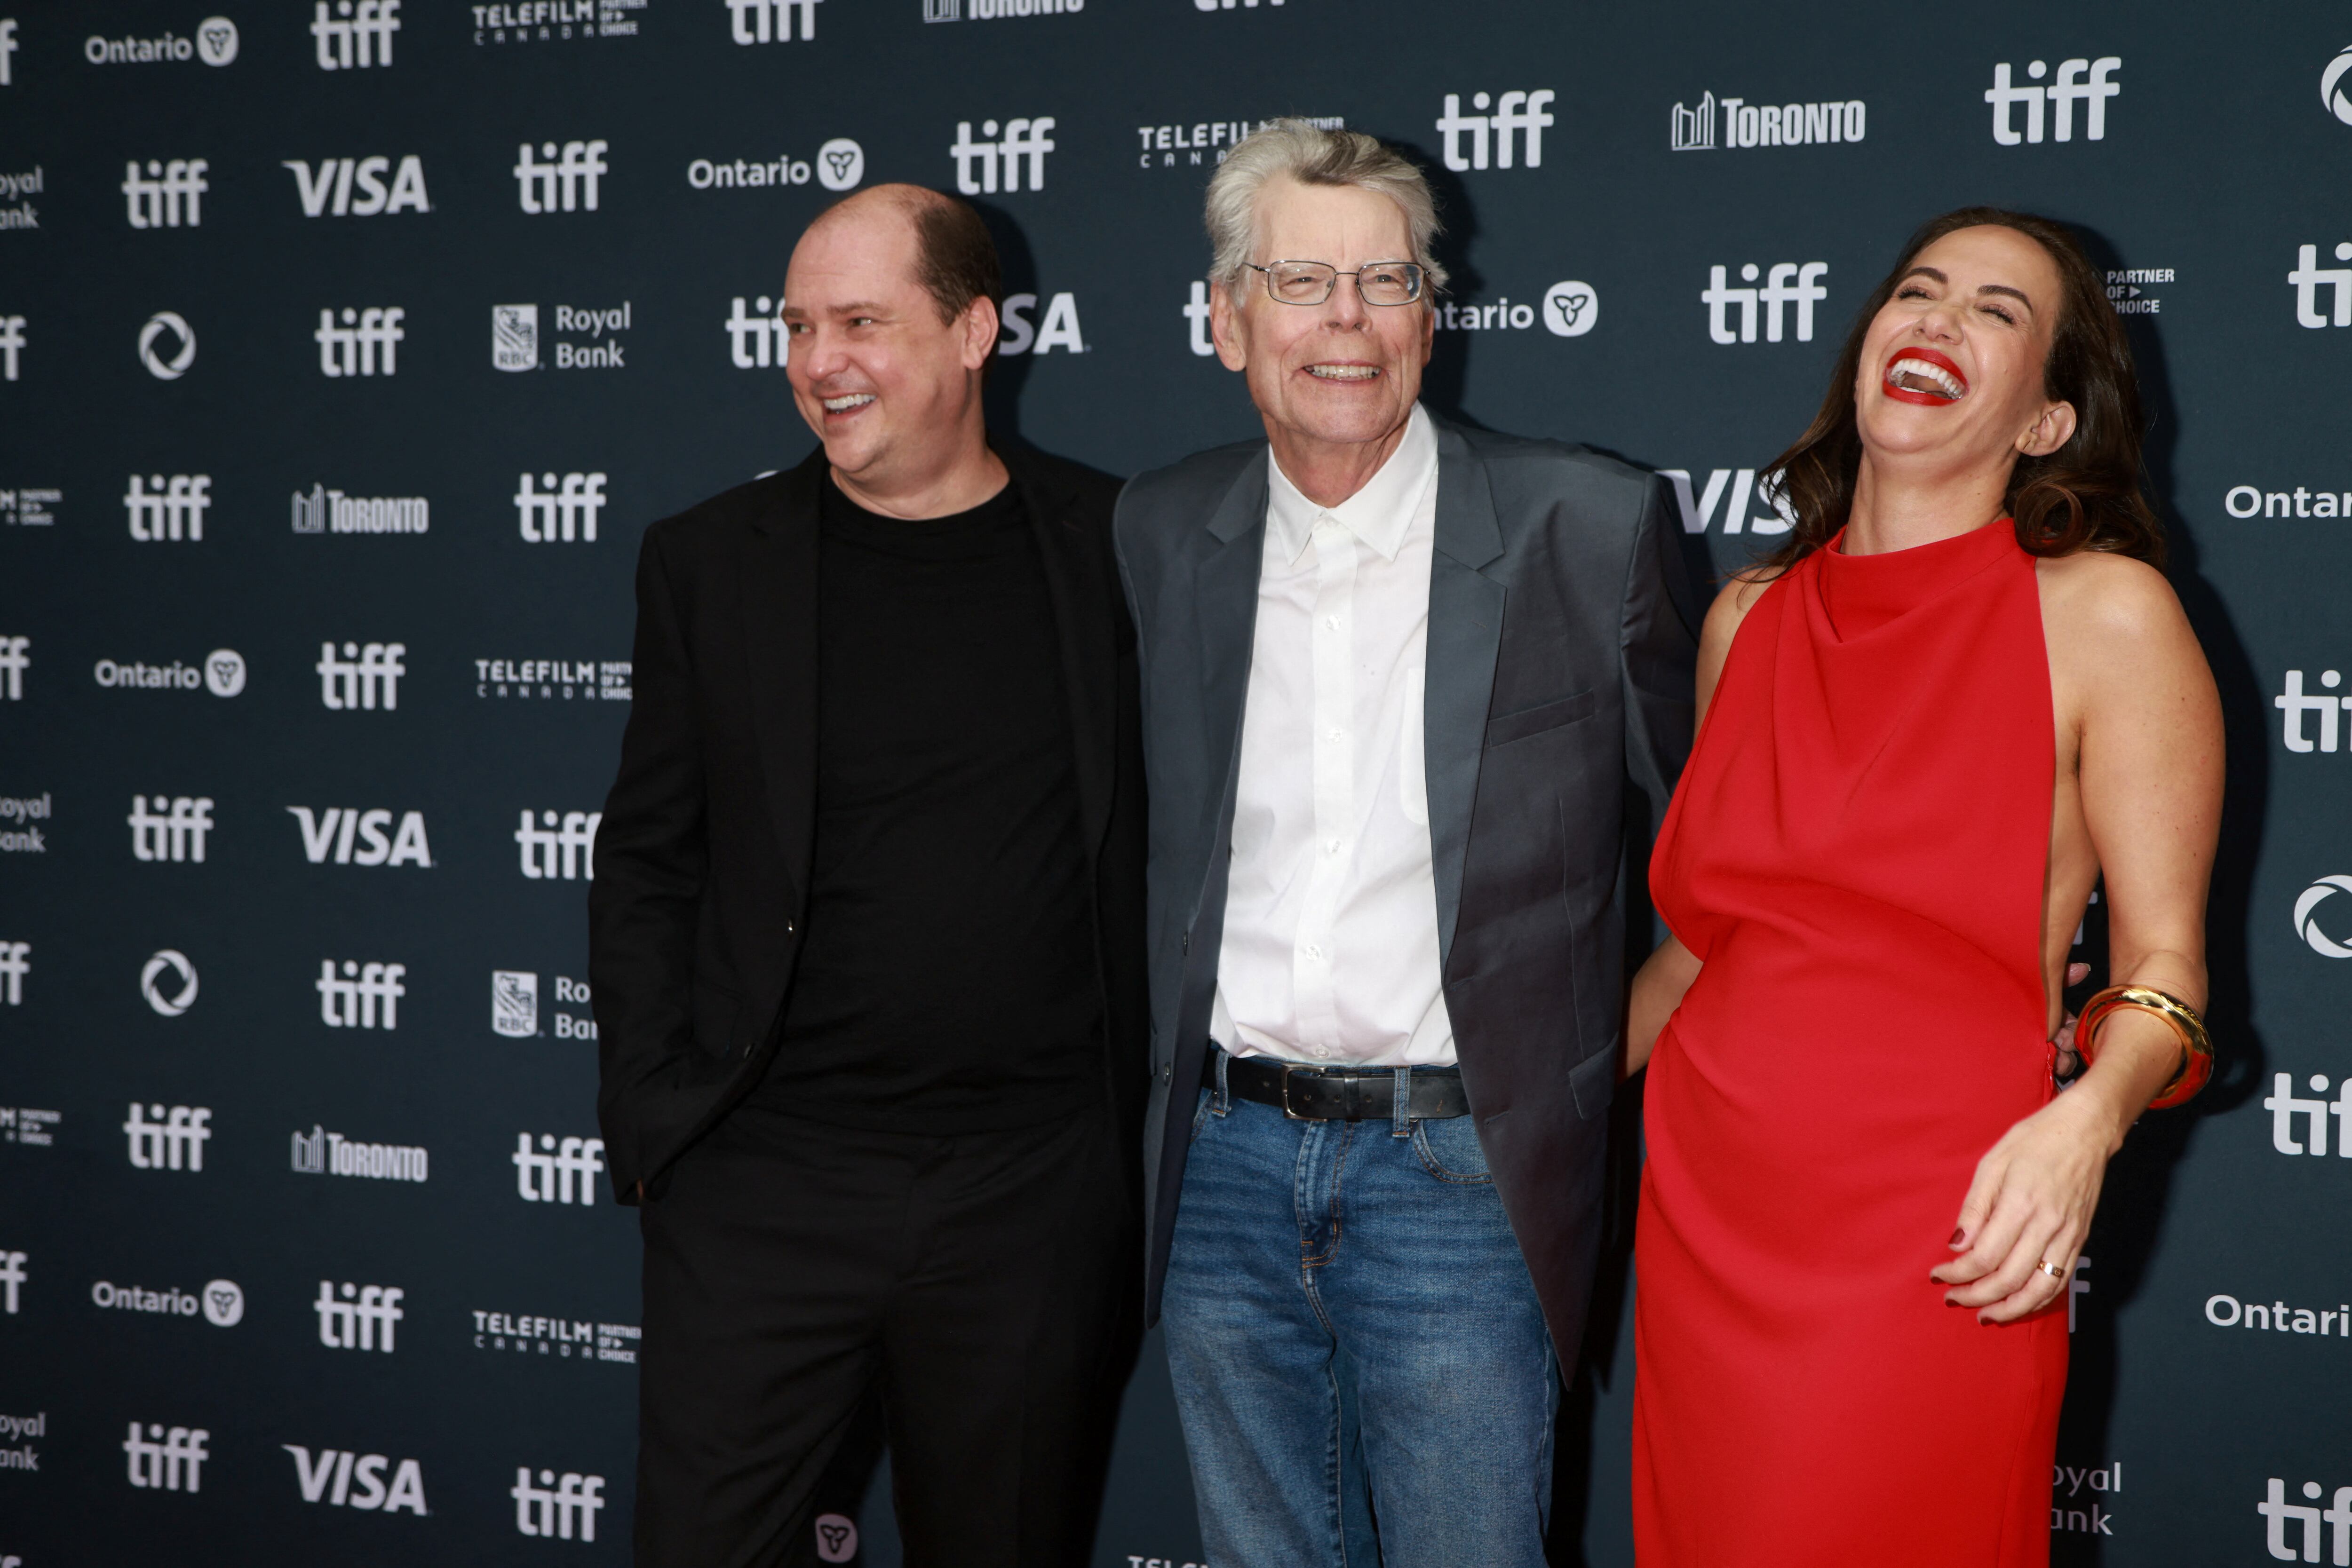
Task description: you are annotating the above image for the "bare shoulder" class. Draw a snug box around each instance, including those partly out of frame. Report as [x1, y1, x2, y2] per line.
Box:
[2034, 550, 2198, 660]
[1696, 566, 1781, 716]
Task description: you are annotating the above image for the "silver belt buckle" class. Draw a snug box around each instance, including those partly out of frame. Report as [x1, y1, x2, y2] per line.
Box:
[1279, 1063, 1310, 1120]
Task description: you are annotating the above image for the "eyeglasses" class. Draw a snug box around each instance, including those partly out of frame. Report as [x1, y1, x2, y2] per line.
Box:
[1245, 260, 1427, 307]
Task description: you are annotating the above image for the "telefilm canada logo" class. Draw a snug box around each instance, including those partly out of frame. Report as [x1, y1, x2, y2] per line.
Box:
[492, 302, 631, 369]
[284, 155, 429, 216]
[1670, 91, 1865, 151]
[687, 139, 863, 192]
[0, 485, 59, 525]
[1985, 56, 2121, 145]
[1137, 114, 1338, 172]
[472, 0, 646, 46]
[0, 1106, 59, 1146]
[476, 657, 631, 699]
[472, 1307, 639, 1363]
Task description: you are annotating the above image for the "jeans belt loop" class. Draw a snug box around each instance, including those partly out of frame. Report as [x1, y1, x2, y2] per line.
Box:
[1213, 1045, 1232, 1116]
[1391, 1066, 1413, 1136]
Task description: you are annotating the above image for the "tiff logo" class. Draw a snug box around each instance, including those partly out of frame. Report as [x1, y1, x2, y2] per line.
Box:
[514, 139, 607, 213]
[0, 941, 24, 1006]
[317, 641, 406, 710]
[2259, 1478, 2352, 1563]
[1703, 262, 1829, 344]
[0, 1249, 21, 1314]
[1435, 89, 1556, 171]
[514, 1468, 607, 1540]
[287, 1445, 428, 1513]
[516, 472, 607, 541]
[124, 474, 210, 540]
[727, 0, 817, 42]
[1, 17, 15, 87]
[318, 960, 405, 1029]
[124, 1424, 209, 1492]
[725, 295, 786, 367]
[125, 1104, 212, 1170]
[2289, 244, 2352, 330]
[2275, 669, 2352, 752]
[129, 795, 215, 862]
[517, 809, 600, 880]
[0, 314, 21, 380]
[314, 0, 400, 68]
[284, 155, 429, 217]
[0, 634, 23, 697]
[288, 806, 433, 866]
[2264, 1072, 2352, 1156]
[1986, 57, 2121, 145]
[314, 1281, 404, 1350]
[515, 1133, 605, 1204]
[122, 159, 207, 228]
[316, 307, 405, 376]
[949, 117, 1056, 195]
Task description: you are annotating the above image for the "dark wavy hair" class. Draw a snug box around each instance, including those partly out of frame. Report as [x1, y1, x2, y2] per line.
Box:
[1756, 206, 2164, 573]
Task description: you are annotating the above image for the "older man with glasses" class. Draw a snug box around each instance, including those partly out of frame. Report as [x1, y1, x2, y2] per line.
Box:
[1113, 120, 1700, 1565]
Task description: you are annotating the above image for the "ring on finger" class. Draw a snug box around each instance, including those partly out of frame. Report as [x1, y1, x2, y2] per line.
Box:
[2035, 1259, 2067, 1281]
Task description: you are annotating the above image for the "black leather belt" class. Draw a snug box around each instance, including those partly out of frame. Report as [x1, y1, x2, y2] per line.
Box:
[1204, 1048, 1470, 1121]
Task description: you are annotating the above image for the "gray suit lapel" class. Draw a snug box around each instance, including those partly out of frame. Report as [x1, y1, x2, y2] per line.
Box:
[1184, 450, 1269, 958]
[1424, 420, 1506, 971]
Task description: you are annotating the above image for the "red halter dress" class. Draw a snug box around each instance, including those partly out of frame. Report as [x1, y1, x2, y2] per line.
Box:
[1634, 521, 2067, 1567]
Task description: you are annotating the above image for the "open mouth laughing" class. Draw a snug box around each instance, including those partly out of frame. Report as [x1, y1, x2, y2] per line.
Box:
[1304, 362, 1381, 382]
[820, 392, 876, 415]
[1882, 347, 1967, 406]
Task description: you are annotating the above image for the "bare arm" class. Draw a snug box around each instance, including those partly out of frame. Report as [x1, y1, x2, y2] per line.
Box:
[1934, 554, 2223, 1322]
[1622, 571, 1771, 1078]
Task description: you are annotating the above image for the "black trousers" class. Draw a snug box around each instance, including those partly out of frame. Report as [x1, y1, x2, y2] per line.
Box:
[634, 1101, 1140, 1568]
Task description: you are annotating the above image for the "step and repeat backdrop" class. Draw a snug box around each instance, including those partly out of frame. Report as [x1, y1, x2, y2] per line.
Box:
[1, 1, 2346, 1563]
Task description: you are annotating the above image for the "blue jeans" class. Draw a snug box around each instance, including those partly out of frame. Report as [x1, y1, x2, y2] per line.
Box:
[1162, 1069, 1557, 1568]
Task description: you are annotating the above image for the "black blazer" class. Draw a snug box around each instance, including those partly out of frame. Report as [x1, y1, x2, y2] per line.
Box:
[588, 443, 1148, 1202]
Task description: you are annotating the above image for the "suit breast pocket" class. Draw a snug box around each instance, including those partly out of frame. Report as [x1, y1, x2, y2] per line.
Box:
[1483, 688, 1598, 750]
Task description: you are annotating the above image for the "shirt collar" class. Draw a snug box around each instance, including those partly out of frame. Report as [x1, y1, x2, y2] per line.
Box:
[1265, 403, 1438, 565]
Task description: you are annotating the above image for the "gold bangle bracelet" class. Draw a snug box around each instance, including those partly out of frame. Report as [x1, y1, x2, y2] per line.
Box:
[2074, 985, 2214, 1110]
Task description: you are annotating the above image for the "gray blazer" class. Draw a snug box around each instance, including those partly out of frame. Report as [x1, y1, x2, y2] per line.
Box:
[1112, 411, 1700, 1356]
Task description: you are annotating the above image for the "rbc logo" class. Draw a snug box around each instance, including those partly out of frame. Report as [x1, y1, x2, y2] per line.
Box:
[493, 970, 540, 1036]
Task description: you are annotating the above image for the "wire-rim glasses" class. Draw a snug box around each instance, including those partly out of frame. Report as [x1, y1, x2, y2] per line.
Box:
[1245, 260, 1426, 307]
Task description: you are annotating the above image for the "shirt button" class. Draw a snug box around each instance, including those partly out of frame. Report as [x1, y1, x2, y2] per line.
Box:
[1323, 839, 1340, 855]
[1324, 616, 1340, 630]
[1313, 1046, 1331, 1059]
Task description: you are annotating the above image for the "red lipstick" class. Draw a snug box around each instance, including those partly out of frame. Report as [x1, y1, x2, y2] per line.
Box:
[1882, 345, 1967, 406]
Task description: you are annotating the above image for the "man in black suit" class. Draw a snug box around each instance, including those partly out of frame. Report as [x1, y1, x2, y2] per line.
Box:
[589, 184, 1145, 1568]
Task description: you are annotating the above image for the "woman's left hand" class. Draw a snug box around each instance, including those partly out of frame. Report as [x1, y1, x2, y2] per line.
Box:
[1929, 1089, 2116, 1323]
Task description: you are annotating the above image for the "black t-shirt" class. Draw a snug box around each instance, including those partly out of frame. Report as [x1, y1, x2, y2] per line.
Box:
[744, 474, 1102, 1132]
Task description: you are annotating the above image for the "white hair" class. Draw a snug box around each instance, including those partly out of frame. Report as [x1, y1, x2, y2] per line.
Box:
[1202, 119, 1448, 300]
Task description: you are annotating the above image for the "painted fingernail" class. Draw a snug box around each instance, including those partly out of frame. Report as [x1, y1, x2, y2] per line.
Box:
[1950, 1228, 1966, 1246]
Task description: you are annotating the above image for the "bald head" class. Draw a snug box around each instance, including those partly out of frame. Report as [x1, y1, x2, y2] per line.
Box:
[808, 183, 1001, 326]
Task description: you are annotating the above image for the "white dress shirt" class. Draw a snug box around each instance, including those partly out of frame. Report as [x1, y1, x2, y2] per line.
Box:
[1212, 403, 1456, 1067]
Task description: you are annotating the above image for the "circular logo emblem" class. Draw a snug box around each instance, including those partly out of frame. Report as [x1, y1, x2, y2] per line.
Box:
[1542, 280, 1598, 337]
[196, 17, 240, 66]
[201, 1279, 245, 1327]
[2295, 875, 2352, 958]
[141, 949, 199, 1016]
[816, 138, 866, 192]
[203, 649, 246, 697]
[2325, 47, 2352, 126]
[813, 1513, 859, 1564]
[138, 311, 197, 380]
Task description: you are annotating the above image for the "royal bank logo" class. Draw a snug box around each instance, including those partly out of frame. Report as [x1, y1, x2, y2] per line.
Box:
[0, 792, 37, 853]
[122, 159, 207, 228]
[1669, 91, 1865, 151]
[0, 314, 21, 380]
[124, 1103, 211, 1170]
[1986, 56, 2122, 145]
[315, 306, 404, 376]
[516, 810, 600, 879]
[139, 310, 196, 380]
[476, 657, 631, 702]
[2049, 1457, 2119, 1537]
[1702, 262, 1828, 344]
[124, 1423, 210, 1492]
[2274, 669, 2352, 753]
[291, 484, 429, 535]
[283, 155, 429, 216]
[287, 806, 433, 867]
[493, 302, 538, 370]
[999, 292, 1085, 356]
[2259, 1477, 2352, 1560]
[1435, 89, 1555, 172]
[472, 1307, 638, 1362]
[314, 1281, 403, 1351]
[514, 1133, 605, 1204]
[2296, 876, 2352, 958]
[129, 795, 214, 863]
[726, 0, 815, 41]
[93, 648, 246, 696]
[514, 472, 606, 541]
[311, 0, 398, 67]
[949, 115, 1056, 195]
[286, 1444, 428, 1513]
[1661, 467, 1795, 537]
[0, 164, 36, 230]
[689, 139, 863, 192]
[514, 138, 606, 212]
[472, 0, 646, 46]
[513, 1468, 607, 1540]
[317, 640, 405, 709]
[0, 486, 57, 524]
[492, 302, 629, 369]
[140, 949, 199, 1016]
[0, 941, 24, 1004]
[2290, 242, 2352, 330]
[2263, 1070, 2352, 1156]
[124, 474, 210, 540]
[292, 1125, 429, 1181]
[492, 970, 539, 1035]
[317, 959, 405, 1029]
[86, 17, 239, 66]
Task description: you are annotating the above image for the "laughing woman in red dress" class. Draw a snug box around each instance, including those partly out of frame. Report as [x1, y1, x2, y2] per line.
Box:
[1624, 207, 2223, 1568]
